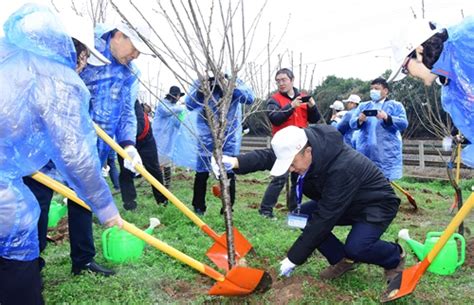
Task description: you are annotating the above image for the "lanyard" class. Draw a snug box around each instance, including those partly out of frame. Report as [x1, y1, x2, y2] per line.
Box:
[295, 173, 306, 213]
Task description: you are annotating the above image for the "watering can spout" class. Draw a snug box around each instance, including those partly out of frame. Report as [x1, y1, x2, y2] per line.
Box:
[145, 217, 160, 234]
[398, 229, 425, 260]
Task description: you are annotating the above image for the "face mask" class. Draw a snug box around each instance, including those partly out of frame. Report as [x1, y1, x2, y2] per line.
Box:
[370, 89, 381, 102]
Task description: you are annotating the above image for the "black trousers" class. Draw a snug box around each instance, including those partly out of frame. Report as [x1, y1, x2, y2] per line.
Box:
[23, 176, 95, 268]
[0, 257, 44, 305]
[118, 136, 166, 205]
[192, 172, 235, 212]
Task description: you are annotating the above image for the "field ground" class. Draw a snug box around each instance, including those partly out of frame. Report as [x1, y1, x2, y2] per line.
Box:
[42, 169, 474, 304]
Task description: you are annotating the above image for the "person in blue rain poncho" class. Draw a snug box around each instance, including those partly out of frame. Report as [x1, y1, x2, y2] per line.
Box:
[183, 76, 255, 215]
[336, 94, 361, 148]
[349, 78, 408, 181]
[60, 19, 157, 277]
[0, 4, 122, 304]
[388, 18, 474, 167]
[153, 86, 186, 189]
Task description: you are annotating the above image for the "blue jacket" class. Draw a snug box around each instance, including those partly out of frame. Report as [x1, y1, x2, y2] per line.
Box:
[0, 4, 118, 261]
[80, 25, 139, 165]
[349, 99, 408, 181]
[336, 108, 358, 148]
[153, 97, 186, 163]
[175, 79, 255, 172]
[431, 17, 474, 167]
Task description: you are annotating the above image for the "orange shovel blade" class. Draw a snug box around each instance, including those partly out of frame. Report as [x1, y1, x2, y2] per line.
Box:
[380, 259, 430, 303]
[208, 267, 271, 296]
[206, 227, 253, 271]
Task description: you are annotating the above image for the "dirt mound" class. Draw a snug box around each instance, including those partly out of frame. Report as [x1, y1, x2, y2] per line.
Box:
[46, 217, 69, 244]
[464, 238, 474, 268]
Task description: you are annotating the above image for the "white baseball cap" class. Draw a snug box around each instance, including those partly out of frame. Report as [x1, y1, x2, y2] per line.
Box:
[270, 126, 308, 176]
[388, 19, 440, 82]
[342, 94, 361, 104]
[116, 21, 153, 55]
[329, 100, 344, 111]
[60, 13, 110, 66]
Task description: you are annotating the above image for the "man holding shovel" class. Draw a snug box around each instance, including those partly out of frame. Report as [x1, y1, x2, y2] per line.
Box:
[62, 20, 156, 276]
[215, 125, 405, 284]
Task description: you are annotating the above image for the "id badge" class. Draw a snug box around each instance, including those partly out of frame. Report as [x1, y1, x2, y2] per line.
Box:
[287, 212, 309, 229]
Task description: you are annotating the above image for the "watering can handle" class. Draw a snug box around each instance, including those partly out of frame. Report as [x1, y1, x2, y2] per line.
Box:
[426, 231, 442, 239]
[453, 233, 466, 268]
[102, 227, 113, 261]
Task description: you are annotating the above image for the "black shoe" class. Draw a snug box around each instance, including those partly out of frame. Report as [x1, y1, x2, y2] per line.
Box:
[156, 198, 168, 207]
[259, 210, 275, 219]
[72, 261, 116, 277]
[123, 200, 137, 211]
[194, 208, 205, 215]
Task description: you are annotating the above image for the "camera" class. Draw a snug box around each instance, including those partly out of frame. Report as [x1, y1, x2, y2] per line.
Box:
[300, 95, 312, 103]
[363, 109, 378, 116]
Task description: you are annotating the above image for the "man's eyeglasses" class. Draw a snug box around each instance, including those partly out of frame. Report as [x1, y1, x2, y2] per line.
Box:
[275, 78, 290, 84]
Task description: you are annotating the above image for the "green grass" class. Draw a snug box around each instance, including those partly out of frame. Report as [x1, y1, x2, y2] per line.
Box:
[42, 170, 474, 304]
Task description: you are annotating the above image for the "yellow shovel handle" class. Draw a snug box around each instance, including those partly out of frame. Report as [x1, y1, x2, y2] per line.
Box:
[30, 171, 224, 282]
[93, 124, 209, 230]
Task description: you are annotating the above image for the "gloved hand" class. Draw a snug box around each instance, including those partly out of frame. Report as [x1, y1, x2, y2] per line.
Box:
[211, 155, 237, 178]
[124, 145, 143, 174]
[279, 257, 296, 277]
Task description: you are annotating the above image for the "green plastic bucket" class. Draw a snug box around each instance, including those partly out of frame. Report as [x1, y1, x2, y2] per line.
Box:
[102, 226, 153, 263]
[47, 200, 67, 228]
[424, 232, 465, 275]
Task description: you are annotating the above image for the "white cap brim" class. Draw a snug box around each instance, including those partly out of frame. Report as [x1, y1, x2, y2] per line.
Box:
[270, 157, 293, 177]
[388, 65, 407, 83]
[87, 48, 110, 66]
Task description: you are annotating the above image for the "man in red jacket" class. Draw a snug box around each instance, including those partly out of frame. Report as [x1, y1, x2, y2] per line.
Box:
[260, 68, 320, 218]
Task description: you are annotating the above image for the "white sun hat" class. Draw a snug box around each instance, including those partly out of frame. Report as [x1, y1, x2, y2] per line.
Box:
[342, 94, 361, 104]
[60, 13, 110, 66]
[329, 100, 344, 111]
[270, 126, 308, 176]
[116, 20, 153, 55]
[388, 19, 440, 83]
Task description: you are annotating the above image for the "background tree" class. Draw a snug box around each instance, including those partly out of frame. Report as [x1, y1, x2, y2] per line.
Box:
[111, 0, 269, 268]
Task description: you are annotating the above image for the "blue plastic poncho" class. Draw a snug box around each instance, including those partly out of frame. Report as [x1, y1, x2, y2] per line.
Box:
[152, 97, 186, 165]
[336, 108, 358, 148]
[173, 79, 255, 172]
[0, 4, 118, 261]
[80, 25, 139, 165]
[349, 99, 408, 181]
[431, 17, 474, 167]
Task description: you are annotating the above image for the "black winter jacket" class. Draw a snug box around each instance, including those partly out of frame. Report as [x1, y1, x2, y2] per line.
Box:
[236, 125, 400, 265]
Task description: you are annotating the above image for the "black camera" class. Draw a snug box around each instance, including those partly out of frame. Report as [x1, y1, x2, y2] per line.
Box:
[363, 109, 378, 116]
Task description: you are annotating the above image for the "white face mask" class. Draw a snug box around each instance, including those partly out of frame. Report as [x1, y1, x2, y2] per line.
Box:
[370, 89, 382, 102]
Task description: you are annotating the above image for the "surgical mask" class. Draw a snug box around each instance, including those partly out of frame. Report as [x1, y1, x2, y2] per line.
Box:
[370, 89, 382, 102]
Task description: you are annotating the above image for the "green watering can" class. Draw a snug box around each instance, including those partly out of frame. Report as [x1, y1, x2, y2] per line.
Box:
[398, 229, 465, 275]
[47, 200, 68, 228]
[102, 218, 160, 263]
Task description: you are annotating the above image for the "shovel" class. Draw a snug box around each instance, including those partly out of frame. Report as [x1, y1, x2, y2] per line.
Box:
[94, 123, 252, 271]
[30, 171, 272, 296]
[391, 181, 417, 210]
[381, 192, 474, 302]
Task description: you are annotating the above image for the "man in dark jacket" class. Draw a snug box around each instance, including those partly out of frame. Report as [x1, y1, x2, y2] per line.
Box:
[218, 125, 404, 282]
[117, 100, 167, 210]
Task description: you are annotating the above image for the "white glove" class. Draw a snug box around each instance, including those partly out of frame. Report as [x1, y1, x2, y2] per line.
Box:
[124, 146, 143, 173]
[211, 155, 237, 178]
[279, 257, 296, 277]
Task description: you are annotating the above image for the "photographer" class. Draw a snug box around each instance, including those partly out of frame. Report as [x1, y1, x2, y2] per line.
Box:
[349, 78, 408, 181]
[260, 68, 321, 218]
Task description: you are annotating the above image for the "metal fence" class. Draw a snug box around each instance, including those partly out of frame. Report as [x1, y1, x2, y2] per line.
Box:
[240, 136, 474, 179]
